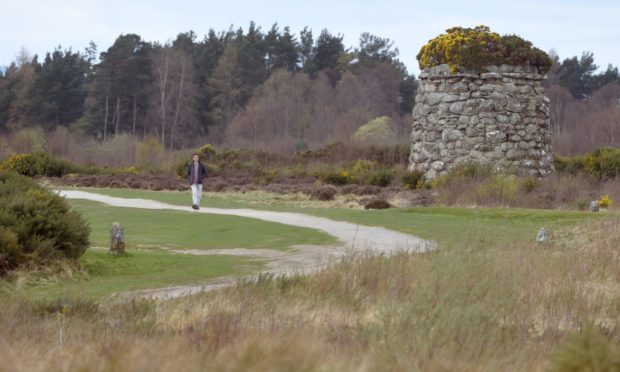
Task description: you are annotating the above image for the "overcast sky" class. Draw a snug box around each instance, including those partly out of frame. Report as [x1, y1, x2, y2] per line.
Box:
[2, 0, 619, 75]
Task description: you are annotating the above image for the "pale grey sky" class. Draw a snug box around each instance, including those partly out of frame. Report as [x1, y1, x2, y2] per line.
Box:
[2, 0, 619, 75]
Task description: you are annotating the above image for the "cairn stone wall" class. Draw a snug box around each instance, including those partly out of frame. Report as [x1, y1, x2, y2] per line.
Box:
[409, 64, 554, 178]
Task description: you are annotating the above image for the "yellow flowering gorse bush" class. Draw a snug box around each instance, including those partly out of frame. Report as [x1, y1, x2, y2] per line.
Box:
[598, 195, 613, 208]
[417, 25, 552, 74]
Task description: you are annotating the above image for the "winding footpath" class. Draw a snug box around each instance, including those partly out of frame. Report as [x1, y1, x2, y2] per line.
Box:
[58, 190, 434, 299]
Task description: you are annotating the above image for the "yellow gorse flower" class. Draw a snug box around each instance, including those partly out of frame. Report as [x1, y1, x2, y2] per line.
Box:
[417, 25, 551, 74]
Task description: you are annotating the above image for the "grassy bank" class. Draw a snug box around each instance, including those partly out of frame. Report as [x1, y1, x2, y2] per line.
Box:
[1, 187, 617, 370]
[13, 249, 259, 299]
[1, 215, 618, 370]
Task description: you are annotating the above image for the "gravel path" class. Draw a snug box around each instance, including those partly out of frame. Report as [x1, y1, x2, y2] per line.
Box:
[58, 190, 434, 299]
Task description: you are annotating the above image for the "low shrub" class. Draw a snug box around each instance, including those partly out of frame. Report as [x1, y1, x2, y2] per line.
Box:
[473, 174, 520, 206]
[519, 177, 541, 193]
[197, 143, 217, 158]
[349, 160, 377, 180]
[255, 169, 279, 185]
[430, 162, 527, 206]
[80, 134, 137, 167]
[0, 227, 20, 275]
[304, 142, 409, 166]
[314, 167, 352, 185]
[598, 194, 613, 208]
[136, 136, 166, 172]
[311, 185, 338, 201]
[364, 198, 392, 209]
[0, 171, 90, 275]
[9, 127, 47, 153]
[351, 116, 397, 145]
[401, 170, 426, 190]
[0, 152, 81, 177]
[585, 147, 620, 180]
[549, 326, 620, 372]
[431, 162, 494, 189]
[346, 160, 394, 186]
[417, 25, 552, 74]
[556, 147, 620, 180]
[366, 169, 394, 187]
[554, 155, 586, 176]
[173, 156, 191, 178]
[294, 140, 308, 151]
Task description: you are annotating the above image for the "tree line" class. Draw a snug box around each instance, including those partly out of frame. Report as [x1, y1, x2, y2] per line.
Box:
[0, 23, 415, 150]
[545, 51, 620, 154]
[0, 23, 618, 154]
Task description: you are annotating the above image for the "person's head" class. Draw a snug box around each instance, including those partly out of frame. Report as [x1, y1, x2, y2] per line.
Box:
[192, 154, 199, 163]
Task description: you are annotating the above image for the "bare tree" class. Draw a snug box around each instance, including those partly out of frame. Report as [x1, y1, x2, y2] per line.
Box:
[226, 62, 405, 149]
[546, 84, 574, 134]
[151, 47, 172, 145]
[6, 49, 36, 129]
[148, 46, 198, 149]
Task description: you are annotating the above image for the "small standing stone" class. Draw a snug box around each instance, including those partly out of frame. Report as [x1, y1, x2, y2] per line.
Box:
[109, 222, 125, 255]
[589, 201, 600, 212]
[536, 227, 549, 243]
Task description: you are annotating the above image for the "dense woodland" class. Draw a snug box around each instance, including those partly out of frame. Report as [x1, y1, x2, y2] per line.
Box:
[0, 23, 618, 155]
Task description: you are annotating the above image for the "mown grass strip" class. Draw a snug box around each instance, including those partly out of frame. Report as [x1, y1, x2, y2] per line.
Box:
[70, 199, 338, 251]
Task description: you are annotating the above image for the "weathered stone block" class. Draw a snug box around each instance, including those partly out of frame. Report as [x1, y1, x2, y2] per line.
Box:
[449, 102, 465, 114]
[425, 93, 443, 105]
[442, 94, 461, 103]
[442, 129, 463, 142]
[496, 114, 509, 123]
[525, 124, 538, 134]
[109, 222, 125, 255]
[486, 131, 506, 144]
[506, 149, 525, 160]
[506, 102, 523, 112]
[479, 100, 495, 112]
[458, 115, 471, 125]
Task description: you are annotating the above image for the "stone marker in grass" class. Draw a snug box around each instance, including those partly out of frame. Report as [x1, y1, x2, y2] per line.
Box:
[109, 222, 125, 255]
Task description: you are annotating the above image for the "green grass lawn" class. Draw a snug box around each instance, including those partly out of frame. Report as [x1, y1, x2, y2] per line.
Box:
[18, 186, 605, 300]
[19, 249, 259, 299]
[67, 187, 607, 249]
[62, 187, 254, 209]
[292, 206, 604, 249]
[9, 197, 338, 300]
[69, 199, 338, 251]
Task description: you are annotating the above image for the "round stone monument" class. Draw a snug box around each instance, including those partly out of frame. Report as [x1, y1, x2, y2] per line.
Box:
[409, 26, 555, 178]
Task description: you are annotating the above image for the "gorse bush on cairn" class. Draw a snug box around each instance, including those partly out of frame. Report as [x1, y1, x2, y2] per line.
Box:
[417, 25, 552, 73]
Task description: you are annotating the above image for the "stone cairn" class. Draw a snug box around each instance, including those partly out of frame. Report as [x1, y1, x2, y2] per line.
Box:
[409, 64, 555, 179]
[109, 222, 125, 255]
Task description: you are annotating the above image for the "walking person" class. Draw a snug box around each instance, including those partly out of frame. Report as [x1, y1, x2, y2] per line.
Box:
[188, 153, 207, 210]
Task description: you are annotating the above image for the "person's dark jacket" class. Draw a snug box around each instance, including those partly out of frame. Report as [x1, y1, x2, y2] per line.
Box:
[188, 162, 207, 185]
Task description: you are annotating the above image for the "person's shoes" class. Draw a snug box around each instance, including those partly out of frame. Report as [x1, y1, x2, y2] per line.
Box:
[192, 204, 198, 210]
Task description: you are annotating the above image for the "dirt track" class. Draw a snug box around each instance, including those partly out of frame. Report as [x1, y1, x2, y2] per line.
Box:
[58, 190, 433, 299]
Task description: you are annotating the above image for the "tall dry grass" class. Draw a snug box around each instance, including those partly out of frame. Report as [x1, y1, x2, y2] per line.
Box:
[431, 162, 620, 210]
[1, 217, 619, 370]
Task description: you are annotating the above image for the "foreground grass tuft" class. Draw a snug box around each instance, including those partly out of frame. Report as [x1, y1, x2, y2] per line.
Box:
[1, 215, 619, 370]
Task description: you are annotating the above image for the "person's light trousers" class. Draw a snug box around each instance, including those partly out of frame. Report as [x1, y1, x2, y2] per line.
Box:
[191, 184, 203, 205]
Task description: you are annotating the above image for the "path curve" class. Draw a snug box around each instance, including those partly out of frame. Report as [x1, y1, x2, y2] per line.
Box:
[58, 190, 434, 299]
